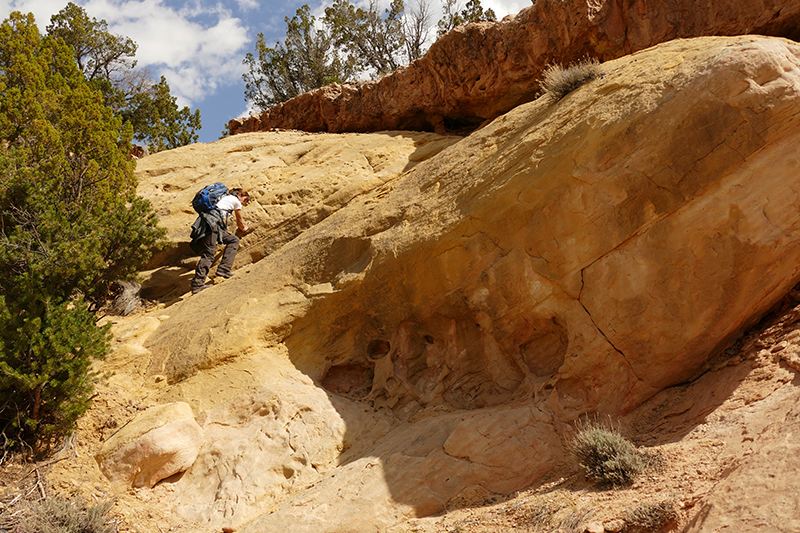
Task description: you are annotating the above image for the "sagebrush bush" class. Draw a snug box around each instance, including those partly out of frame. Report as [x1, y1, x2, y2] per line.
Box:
[541, 58, 601, 101]
[570, 422, 647, 486]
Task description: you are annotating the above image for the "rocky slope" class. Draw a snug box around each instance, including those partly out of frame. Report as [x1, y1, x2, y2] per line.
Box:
[229, 0, 800, 135]
[34, 34, 800, 533]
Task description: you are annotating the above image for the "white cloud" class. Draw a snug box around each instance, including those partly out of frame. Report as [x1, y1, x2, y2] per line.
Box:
[1, 0, 251, 108]
[234, 0, 257, 10]
[484, 0, 532, 19]
[233, 99, 258, 120]
[1, 0, 70, 28]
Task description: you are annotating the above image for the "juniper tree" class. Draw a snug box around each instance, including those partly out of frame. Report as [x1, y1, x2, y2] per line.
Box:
[243, 5, 355, 110]
[437, 0, 496, 36]
[0, 11, 165, 452]
[324, 0, 405, 77]
[46, 2, 201, 152]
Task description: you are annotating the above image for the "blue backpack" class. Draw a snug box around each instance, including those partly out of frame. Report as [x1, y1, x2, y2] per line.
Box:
[192, 183, 228, 214]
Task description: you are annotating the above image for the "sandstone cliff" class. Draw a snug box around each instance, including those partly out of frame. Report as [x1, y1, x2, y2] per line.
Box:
[229, 0, 800, 136]
[41, 35, 800, 533]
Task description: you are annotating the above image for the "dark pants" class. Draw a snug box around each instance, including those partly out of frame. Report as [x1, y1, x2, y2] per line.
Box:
[192, 228, 239, 289]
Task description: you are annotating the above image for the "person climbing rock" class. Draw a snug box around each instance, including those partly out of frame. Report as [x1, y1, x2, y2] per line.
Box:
[190, 187, 251, 294]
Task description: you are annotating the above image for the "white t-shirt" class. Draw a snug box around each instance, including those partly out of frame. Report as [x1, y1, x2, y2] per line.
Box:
[216, 194, 242, 218]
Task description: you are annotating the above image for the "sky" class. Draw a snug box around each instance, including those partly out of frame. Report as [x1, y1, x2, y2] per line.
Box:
[1, 0, 531, 143]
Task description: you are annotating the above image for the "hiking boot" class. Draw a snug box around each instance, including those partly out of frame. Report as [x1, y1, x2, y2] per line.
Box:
[192, 284, 210, 294]
[216, 270, 234, 279]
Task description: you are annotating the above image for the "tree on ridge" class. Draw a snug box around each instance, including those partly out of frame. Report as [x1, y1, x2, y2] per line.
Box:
[243, 0, 497, 111]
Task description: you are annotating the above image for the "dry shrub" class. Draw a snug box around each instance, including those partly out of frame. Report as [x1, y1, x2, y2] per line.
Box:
[570, 421, 650, 487]
[625, 499, 677, 533]
[541, 58, 602, 101]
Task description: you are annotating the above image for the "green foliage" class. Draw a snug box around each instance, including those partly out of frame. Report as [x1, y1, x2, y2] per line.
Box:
[324, 0, 405, 77]
[46, 1, 137, 82]
[14, 495, 117, 533]
[119, 75, 202, 152]
[437, 0, 496, 36]
[570, 422, 647, 486]
[244, 0, 439, 110]
[46, 3, 201, 152]
[243, 5, 355, 110]
[541, 58, 601, 101]
[0, 11, 165, 451]
[0, 295, 110, 450]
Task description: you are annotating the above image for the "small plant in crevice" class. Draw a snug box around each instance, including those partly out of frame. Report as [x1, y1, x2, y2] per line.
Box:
[541, 58, 602, 101]
[570, 420, 653, 487]
[625, 499, 678, 533]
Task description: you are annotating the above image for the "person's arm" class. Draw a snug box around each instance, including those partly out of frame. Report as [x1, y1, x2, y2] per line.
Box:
[234, 209, 250, 232]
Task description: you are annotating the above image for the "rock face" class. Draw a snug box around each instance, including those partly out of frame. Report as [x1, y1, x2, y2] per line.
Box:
[95, 402, 202, 489]
[685, 391, 800, 533]
[229, 0, 800, 136]
[117, 35, 800, 532]
[135, 130, 460, 302]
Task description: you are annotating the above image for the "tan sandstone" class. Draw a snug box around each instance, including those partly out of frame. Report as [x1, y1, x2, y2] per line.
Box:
[95, 402, 202, 489]
[68, 35, 800, 532]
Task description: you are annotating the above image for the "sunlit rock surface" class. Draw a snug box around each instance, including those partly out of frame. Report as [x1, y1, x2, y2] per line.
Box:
[117, 35, 800, 532]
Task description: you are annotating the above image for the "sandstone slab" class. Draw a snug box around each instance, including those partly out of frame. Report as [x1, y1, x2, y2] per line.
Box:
[685, 395, 800, 532]
[134, 131, 459, 303]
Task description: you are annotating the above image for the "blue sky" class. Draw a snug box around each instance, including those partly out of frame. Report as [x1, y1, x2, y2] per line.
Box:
[1, 0, 530, 143]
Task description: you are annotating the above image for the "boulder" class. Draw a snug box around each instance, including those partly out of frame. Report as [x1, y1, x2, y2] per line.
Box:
[229, 0, 800, 136]
[96, 402, 203, 488]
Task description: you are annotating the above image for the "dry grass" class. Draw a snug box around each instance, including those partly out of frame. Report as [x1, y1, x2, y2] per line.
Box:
[1, 494, 118, 533]
[508, 490, 593, 532]
[624, 499, 677, 533]
[541, 58, 602, 101]
[0, 456, 120, 533]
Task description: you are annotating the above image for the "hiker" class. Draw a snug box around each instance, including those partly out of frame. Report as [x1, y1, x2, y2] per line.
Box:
[190, 187, 251, 294]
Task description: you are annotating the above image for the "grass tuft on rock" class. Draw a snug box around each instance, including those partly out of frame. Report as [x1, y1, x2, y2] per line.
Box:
[541, 58, 602, 100]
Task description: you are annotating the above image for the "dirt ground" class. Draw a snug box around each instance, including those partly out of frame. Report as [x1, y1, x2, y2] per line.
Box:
[2, 291, 800, 533]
